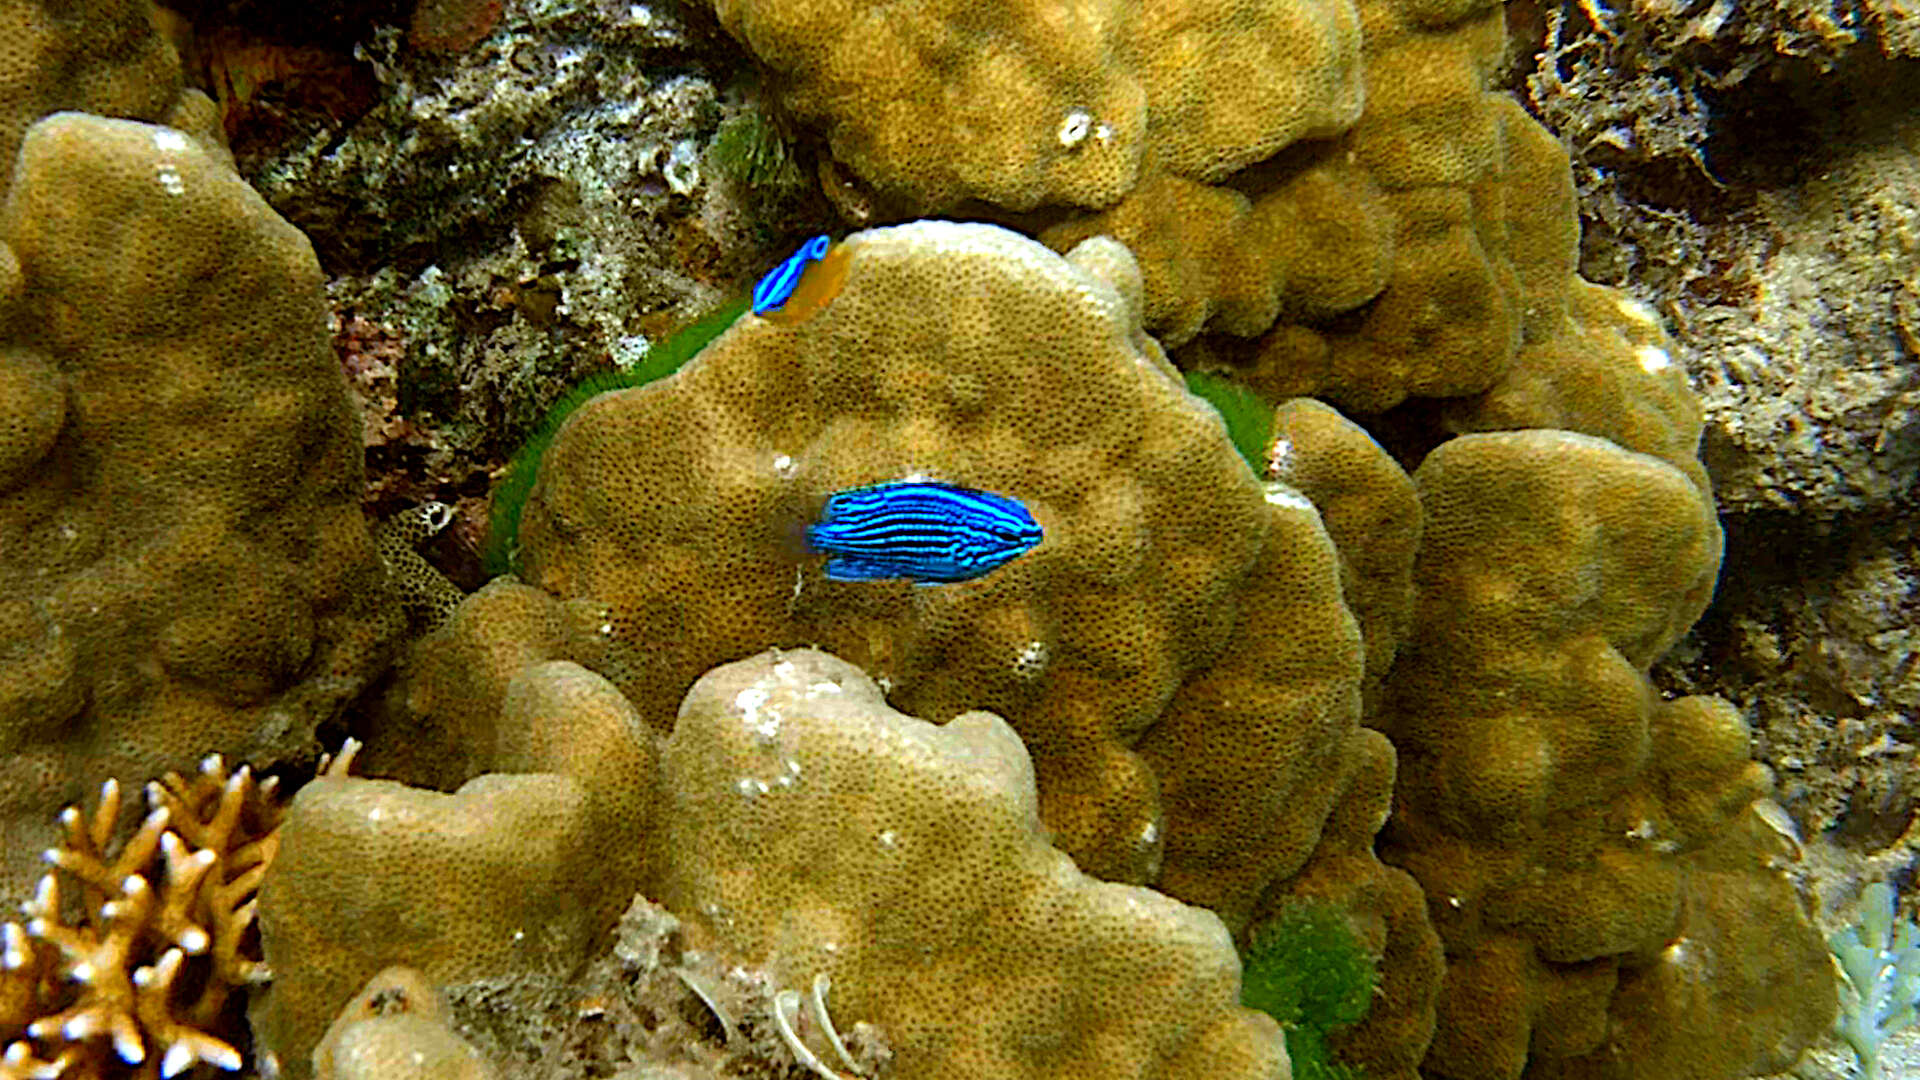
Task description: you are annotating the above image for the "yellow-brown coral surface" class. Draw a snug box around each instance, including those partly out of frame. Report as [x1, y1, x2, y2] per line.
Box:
[1374, 430, 1835, 1079]
[0, 111, 399, 909]
[520, 222, 1365, 927]
[659, 647, 1292, 1080]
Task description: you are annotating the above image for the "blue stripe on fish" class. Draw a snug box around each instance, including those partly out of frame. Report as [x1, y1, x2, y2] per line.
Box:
[805, 480, 1043, 584]
[753, 234, 833, 315]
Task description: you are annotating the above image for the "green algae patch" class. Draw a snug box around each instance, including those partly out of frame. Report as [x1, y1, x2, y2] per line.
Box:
[484, 297, 748, 576]
[1185, 371, 1273, 476]
[1240, 900, 1379, 1080]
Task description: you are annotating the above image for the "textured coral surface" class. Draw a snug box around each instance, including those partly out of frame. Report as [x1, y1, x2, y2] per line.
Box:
[1376, 429, 1834, 1079]
[0, 111, 397, 912]
[660, 647, 1292, 1080]
[521, 222, 1364, 924]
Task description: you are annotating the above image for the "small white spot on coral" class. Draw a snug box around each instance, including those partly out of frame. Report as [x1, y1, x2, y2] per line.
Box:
[1447, 895, 1463, 909]
[1139, 821, 1158, 845]
[368, 807, 383, 822]
[772, 453, 797, 479]
[1013, 640, 1049, 678]
[1266, 437, 1293, 477]
[878, 829, 898, 848]
[513, 929, 525, 941]
[1262, 484, 1313, 511]
[1616, 296, 1658, 325]
[152, 129, 189, 153]
[806, 680, 842, 697]
[1058, 109, 1093, 149]
[773, 660, 798, 682]
[1636, 344, 1672, 373]
[156, 165, 185, 196]
[734, 686, 770, 718]
[1094, 123, 1113, 143]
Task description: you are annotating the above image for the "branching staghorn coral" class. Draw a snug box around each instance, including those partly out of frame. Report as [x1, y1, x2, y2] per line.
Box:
[0, 755, 279, 1078]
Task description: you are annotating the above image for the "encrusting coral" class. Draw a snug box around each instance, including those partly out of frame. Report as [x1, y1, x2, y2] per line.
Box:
[656, 647, 1292, 1079]
[0, 755, 279, 1079]
[0, 109, 401, 911]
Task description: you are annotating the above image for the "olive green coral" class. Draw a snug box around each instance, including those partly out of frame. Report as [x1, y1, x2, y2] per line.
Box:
[1374, 429, 1833, 1079]
[0, 110, 399, 911]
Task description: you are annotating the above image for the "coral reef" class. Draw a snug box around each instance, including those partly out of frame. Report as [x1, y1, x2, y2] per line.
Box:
[0, 755, 278, 1077]
[253, 639, 654, 1074]
[0, 109, 400, 910]
[659, 647, 1291, 1079]
[1375, 429, 1834, 1079]
[519, 222, 1345, 911]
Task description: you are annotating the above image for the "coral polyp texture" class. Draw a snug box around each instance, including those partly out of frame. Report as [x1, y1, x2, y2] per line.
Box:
[521, 222, 1356, 915]
[0, 755, 279, 1078]
[0, 0, 194, 204]
[253, 643, 656, 1076]
[658, 647, 1292, 1079]
[714, 0, 1693, 424]
[0, 112, 399, 909]
[1373, 429, 1835, 1079]
[706, 0, 1361, 215]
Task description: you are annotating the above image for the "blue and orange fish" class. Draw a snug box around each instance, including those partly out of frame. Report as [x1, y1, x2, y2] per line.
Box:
[806, 480, 1043, 584]
[754, 234, 832, 315]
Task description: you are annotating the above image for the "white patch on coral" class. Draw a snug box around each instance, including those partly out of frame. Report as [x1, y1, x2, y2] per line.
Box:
[663, 139, 701, 195]
[151, 128, 189, 153]
[878, 829, 898, 849]
[1013, 640, 1048, 679]
[156, 164, 185, 196]
[1267, 437, 1293, 478]
[772, 453, 797, 479]
[1058, 109, 1093, 149]
[1262, 483, 1313, 511]
[1139, 821, 1158, 846]
[1616, 296, 1659, 325]
[806, 680, 842, 697]
[1636, 344, 1673, 373]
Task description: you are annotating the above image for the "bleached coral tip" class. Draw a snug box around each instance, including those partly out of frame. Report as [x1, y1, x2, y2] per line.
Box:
[57, 807, 79, 828]
[114, 1029, 145, 1065]
[100, 778, 119, 801]
[178, 927, 209, 954]
[201, 754, 222, 775]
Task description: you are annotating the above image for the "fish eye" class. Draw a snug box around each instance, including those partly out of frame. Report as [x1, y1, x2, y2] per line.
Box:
[804, 234, 831, 259]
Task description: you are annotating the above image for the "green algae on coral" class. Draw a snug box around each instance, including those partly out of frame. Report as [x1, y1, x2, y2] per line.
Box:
[1240, 900, 1379, 1080]
[483, 297, 748, 576]
[1185, 370, 1273, 476]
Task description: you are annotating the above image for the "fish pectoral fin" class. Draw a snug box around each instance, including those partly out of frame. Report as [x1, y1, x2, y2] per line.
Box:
[822, 555, 906, 582]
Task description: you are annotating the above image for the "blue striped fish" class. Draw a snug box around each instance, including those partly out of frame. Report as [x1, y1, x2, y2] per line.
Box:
[806, 480, 1043, 584]
[753, 234, 832, 315]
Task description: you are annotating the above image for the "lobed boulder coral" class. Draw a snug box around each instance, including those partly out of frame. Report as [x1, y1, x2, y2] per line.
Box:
[707, 0, 1363, 216]
[708, 0, 1634, 418]
[0, 0, 196, 205]
[1373, 429, 1835, 1079]
[660, 647, 1292, 1080]
[0, 110, 400, 910]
